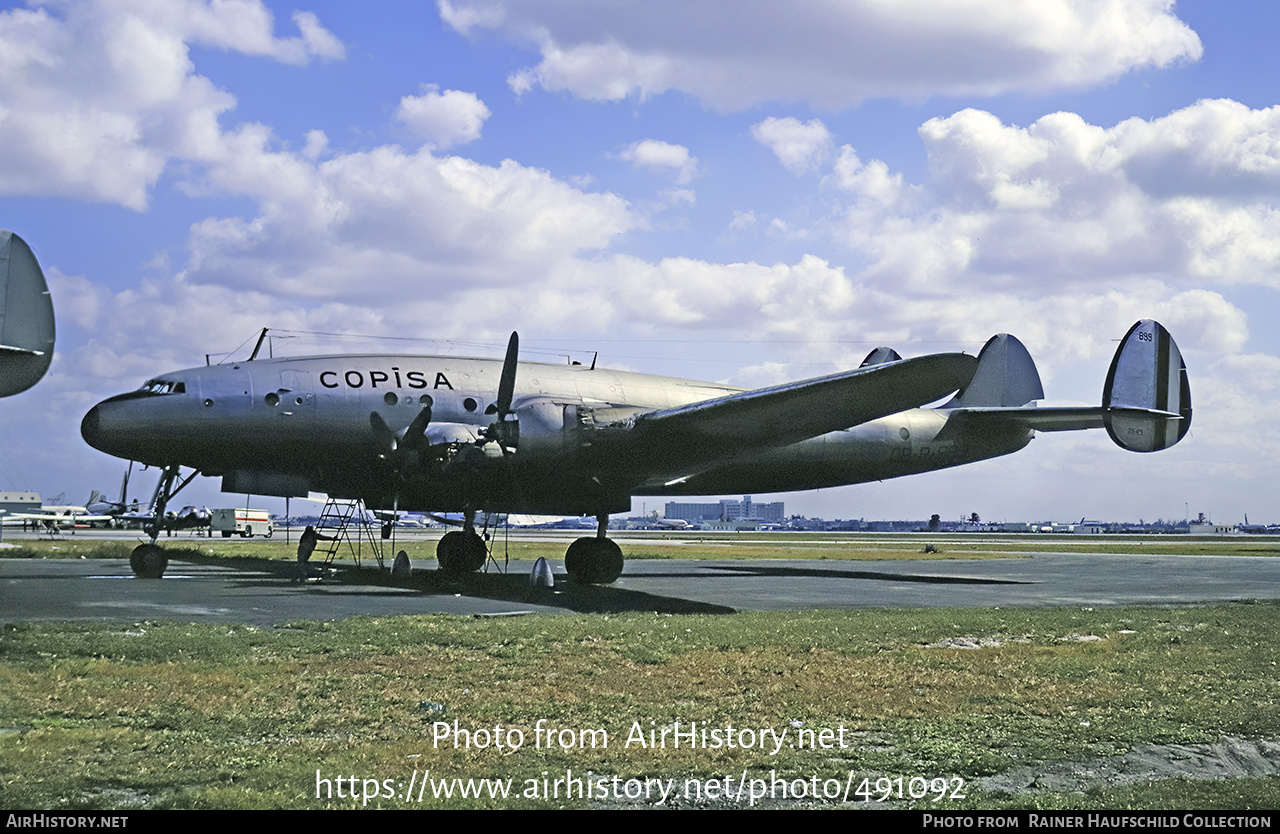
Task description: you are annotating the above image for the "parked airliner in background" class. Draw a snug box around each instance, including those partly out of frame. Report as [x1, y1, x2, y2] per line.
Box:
[81, 321, 1190, 582]
[649, 512, 692, 530]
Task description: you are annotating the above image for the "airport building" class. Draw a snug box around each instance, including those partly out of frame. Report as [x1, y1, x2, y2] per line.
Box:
[0, 491, 41, 539]
[665, 495, 785, 524]
[0, 491, 40, 515]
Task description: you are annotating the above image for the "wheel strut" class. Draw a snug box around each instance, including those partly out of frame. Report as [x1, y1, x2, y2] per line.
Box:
[131, 464, 197, 578]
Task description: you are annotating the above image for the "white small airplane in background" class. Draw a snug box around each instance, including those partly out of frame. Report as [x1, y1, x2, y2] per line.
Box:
[81, 320, 1191, 582]
[1, 505, 114, 532]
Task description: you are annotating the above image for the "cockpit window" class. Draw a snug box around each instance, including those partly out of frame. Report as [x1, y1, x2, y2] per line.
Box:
[139, 379, 186, 394]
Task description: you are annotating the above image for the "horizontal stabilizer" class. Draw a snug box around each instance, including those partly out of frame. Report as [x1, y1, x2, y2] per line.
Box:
[939, 405, 1104, 437]
[0, 344, 44, 356]
[620, 352, 978, 468]
[1103, 320, 1191, 452]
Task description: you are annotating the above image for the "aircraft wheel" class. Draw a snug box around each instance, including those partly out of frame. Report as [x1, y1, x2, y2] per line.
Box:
[130, 544, 168, 579]
[564, 537, 624, 585]
[436, 530, 487, 576]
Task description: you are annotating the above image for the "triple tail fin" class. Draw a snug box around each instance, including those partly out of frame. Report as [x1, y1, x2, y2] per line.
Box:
[1101, 320, 1191, 452]
[859, 346, 903, 367]
[944, 333, 1044, 408]
[941, 321, 1191, 453]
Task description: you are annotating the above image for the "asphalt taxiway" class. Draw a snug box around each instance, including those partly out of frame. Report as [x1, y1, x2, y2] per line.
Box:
[2, 547, 1278, 627]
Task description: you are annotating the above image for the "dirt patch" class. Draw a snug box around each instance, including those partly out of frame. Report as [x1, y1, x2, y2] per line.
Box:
[926, 633, 1104, 649]
[982, 737, 1280, 794]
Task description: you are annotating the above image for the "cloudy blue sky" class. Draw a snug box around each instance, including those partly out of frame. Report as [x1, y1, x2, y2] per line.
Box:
[1, 0, 1277, 525]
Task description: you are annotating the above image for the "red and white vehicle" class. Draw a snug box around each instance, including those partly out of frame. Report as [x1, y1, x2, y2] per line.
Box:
[211, 508, 273, 538]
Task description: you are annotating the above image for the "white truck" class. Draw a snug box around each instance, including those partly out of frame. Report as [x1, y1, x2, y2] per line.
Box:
[211, 508, 274, 538]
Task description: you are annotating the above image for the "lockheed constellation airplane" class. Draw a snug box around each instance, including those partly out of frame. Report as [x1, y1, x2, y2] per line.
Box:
[81, 320, 1190, 582]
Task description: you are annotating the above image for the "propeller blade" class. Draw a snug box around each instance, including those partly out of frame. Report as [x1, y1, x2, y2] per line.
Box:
[496, 331, 519, 420]
[399, 405, 433, 451]
[370, 412, 396, 454]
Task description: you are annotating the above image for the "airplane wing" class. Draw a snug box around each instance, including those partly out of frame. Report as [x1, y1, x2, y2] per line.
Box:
[597, 352, 977, 471]
[3, 511, 115, 523]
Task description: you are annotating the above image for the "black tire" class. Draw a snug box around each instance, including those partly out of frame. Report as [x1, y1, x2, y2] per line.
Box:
[564, 537, 624, 584]
[436, 530, 487, 575]
[222, 530, 233, 538]
[129, 544, 168, 579]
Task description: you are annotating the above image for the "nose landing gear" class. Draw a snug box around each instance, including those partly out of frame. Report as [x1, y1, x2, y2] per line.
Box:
[129, 543, 168, 579]
[128, 464, 197, 578]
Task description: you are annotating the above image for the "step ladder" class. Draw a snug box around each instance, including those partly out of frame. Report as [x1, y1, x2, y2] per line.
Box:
[314, 498, 386, 570]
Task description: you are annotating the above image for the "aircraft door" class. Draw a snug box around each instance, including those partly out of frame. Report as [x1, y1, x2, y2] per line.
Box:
[274, 369, 317, 429]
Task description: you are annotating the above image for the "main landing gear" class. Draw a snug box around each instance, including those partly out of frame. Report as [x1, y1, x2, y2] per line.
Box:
[435, 510, 488, 576]
[564, 516, 624, 585]
[128, 463, 197, 579]
[436, 512, 625, 584]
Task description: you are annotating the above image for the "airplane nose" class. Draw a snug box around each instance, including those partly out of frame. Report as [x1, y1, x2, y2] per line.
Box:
[81, 397, 142, 458]
[80, 390, 192, 464]
[81, 404, 102, 450]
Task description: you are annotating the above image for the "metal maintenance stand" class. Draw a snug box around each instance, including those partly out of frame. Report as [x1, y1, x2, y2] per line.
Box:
[315, 498, 387, 570]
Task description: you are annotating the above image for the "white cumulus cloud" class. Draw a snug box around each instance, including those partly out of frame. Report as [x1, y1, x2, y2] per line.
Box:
[0, 0, 343, 210]
[395, 86, 491, 150]
[806, 101, 1280, 304]
[175, 126, 635, 302]
[614, 139, 698, 184]
[752, 117, 834, 175]
[440, 0, 1202, 109]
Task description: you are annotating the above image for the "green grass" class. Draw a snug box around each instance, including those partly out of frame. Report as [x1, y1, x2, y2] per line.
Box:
[1, 604, 1278, 809]
[7, 532, 1280, 565]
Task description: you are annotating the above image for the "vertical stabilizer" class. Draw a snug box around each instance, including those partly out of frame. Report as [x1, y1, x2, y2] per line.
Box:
[944, 333, 1044, 408]
[1103, 320, 1191, 452]
[859, 346, 903, 367]
[0, 231, 56, 397]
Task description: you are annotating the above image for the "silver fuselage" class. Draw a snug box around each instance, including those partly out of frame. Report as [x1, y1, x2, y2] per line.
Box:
[81, 354, 1032, 515]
